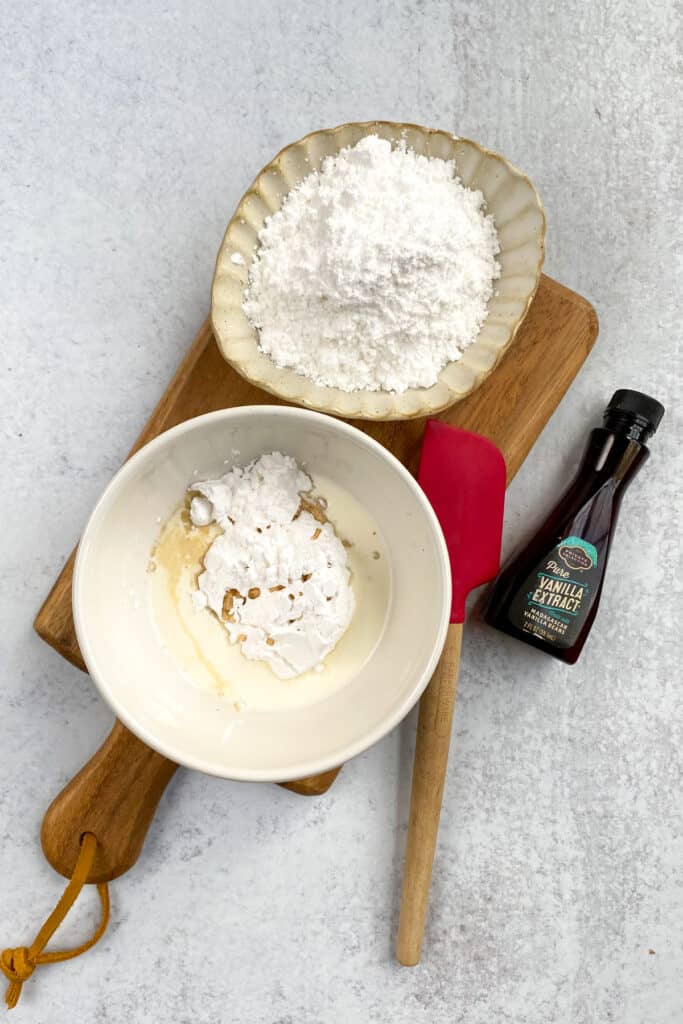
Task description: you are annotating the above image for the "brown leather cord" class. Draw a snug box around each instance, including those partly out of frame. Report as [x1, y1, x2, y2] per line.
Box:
[1, 833, 109, 1010]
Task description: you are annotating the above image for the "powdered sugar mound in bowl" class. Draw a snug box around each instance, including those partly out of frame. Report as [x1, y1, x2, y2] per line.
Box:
[243, 135, 501, 394]
[190, 452, 355, 680]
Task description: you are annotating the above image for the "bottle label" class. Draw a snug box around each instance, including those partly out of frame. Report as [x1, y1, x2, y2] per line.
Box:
[507, 536, 599, 648]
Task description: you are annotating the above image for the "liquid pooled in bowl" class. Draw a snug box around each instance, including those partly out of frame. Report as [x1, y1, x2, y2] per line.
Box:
[147, 453, 391, 711]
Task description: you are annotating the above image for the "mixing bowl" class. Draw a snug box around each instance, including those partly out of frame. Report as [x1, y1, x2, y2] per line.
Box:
[73, 406, 451, 781]
[212, 120, 545, 420]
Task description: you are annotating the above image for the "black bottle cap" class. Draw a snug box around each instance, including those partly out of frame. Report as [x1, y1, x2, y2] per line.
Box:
[604, 389, 665, 435]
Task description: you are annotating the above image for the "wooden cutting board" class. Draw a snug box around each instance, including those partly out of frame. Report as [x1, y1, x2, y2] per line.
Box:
[35, 274, 598, 796]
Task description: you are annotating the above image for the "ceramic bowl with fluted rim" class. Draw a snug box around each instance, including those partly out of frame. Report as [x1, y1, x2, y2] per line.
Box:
[211, 121, 545, 421]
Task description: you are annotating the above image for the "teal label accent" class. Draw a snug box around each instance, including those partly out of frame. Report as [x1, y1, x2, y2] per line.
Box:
[557, 536, 598, 572]
[507, 534, 601, 648]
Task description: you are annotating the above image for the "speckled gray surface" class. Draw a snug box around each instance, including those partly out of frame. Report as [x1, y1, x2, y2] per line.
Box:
[1, 2, 681, 1021]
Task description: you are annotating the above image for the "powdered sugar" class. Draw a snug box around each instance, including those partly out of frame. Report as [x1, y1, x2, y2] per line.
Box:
[191, 451, 309, 530]
[190, 453, 355, 679]
[243, 136, 500, 393]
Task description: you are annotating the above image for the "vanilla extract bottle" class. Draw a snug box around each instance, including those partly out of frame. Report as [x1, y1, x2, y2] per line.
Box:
[484, 390, 664, 663]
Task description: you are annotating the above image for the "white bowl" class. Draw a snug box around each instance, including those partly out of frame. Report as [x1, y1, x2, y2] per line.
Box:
[73, 407, 451, 781]
[212, 121, 545, 420]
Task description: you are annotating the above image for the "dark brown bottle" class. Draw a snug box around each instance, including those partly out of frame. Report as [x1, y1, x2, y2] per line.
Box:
[484, 389, 664, 663]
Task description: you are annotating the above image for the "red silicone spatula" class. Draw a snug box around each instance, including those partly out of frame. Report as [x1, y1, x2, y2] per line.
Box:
[396, 420, 506, 966]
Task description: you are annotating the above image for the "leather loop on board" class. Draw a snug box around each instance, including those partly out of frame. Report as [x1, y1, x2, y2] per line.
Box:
[1, 833, 109, 1009]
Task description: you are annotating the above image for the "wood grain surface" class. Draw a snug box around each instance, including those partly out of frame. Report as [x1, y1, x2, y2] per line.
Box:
[396, 622, 464, 965]
[41, 721, 179, 882]
[34, 274, 598, 800]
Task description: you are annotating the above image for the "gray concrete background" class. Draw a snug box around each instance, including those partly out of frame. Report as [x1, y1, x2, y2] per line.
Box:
[1, 2, 681, 1021]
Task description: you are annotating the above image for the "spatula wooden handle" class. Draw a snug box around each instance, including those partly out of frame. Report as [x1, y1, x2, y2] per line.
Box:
[41, 720, 178, 884]
[396, 621, 463, 966]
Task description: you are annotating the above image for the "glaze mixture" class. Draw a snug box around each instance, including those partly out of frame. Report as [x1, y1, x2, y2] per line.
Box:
[148, 454, 390, 710]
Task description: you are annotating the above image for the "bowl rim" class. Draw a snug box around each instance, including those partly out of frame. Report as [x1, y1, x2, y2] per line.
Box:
[72, 405, 452, 781]
[211, 119, 546, 421]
